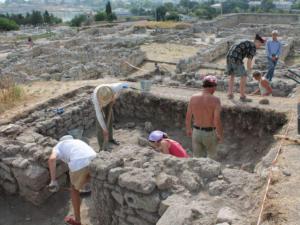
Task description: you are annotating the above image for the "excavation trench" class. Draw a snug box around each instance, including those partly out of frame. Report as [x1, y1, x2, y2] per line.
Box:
[0, 88, 287, 225]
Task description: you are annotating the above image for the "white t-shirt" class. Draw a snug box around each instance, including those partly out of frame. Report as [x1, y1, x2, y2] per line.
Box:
[54, 139, 96, 172]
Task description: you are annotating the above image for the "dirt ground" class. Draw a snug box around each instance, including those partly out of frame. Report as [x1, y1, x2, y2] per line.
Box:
[140, 43, 200, 63]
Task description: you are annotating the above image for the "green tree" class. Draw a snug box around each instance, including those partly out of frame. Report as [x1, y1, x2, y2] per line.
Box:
[261, 0, 275, 12]
[94, 11, 107, 21]
[156, 5, 167, 21]
[43, 10, 51, 24]
[70, 14, 87, 27]
[107, 12, 117, 22]
[0, 17, 19, 31]
[106, 1, 112, 15]
[31, 10, 43, 25]
[165, 12, 180, 21]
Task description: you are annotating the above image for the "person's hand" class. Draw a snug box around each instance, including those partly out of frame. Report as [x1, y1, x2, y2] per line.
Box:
[186, 129, 192, 137]
[246, 69, 252, 76]
[217, 135, 224, 144]
[103, 129, 109, 141]
[48, 180, 59, 192]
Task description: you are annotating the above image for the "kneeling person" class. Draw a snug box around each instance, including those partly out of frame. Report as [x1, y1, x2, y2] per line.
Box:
[251, 71, 272, 96]
[48, 135, 96, 225]
[148, 130, 189, 158]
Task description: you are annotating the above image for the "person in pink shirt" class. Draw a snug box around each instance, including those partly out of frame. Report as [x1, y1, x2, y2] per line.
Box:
[148, 130, 189, 158]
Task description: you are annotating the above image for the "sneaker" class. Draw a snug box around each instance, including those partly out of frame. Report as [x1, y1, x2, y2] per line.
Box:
[64, 216, 81, 225]
[227, 94, 234, 99]
[240, 96, 252, 102]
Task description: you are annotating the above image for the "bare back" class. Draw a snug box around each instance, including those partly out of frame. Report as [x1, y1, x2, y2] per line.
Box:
[190, 93, 220, 127]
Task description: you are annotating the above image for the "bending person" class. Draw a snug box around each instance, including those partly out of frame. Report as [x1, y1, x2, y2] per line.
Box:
[226, 34, 265, 102]
[48, 135, 96, 225]
[92, 83, 128, 150]
[148, 130, 189, 158]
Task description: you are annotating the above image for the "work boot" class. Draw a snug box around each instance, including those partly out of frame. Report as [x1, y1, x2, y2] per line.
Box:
[109, 139, 120, 145]
[239, 96, 252, 102]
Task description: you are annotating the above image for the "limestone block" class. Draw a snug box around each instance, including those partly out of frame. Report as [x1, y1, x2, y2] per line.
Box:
[187, 158, 221, 180]
[136, 209, 159, 224]
[180, 171, 202, 192]
[156, 205, 192, 225]
[159, 195, 187, 216]
[216, 207, 239, 224]
[90, 152, 124, 180]
[2, 180, 18, 194]
[127, 216, 152, 225]
[108, 167, 131, 184]
[12, 164, 49, 191]
[0, 124, 22, 136]
[208, 180, 229, 196]
[118, 168, 156, 194]
[0, 162, 11, 173]
[0, 168, 15, 183]
[124, 191, 160, 213]
[111, 191, 124, 205]
[11, 158, 30, 169]
[155, 173, 175, 190]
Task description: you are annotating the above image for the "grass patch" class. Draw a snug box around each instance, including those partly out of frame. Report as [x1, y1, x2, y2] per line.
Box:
[16, 32, 55, 41]
[0, 77, 25, 114]
[135, 21, 192, 30]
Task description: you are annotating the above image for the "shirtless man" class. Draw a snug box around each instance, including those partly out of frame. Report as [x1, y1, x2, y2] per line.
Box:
[185, 75, 223, 159]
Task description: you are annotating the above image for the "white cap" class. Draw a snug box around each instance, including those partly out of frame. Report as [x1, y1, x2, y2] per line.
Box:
[272, 30, 278, 35]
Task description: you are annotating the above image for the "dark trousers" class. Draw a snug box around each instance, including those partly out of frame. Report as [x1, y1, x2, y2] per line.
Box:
[266, 58, 277, 81]
[96, 104, 113, 151]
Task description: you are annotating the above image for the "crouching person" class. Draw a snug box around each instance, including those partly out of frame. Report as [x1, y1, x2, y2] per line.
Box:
[48, 135, 96, 225]
[148, 130, 189, 158]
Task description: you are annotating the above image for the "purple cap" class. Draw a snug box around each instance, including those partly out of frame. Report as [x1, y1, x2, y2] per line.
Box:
[203, 75, 217, 85]
[148, 130, 165, 142]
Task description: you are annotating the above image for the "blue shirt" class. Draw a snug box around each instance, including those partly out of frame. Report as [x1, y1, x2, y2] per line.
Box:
[266, 39, 282, 59]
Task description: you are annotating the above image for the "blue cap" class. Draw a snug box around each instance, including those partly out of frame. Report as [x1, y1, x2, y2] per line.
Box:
[148, 130, 165, 142]
[59, 135, 74, 141]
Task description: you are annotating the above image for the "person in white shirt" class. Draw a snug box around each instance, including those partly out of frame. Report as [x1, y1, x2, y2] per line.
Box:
[92, 83, 128, 150]
[48, 135, 96, 225]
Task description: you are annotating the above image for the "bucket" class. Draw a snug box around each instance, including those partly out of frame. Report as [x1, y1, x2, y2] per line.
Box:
[140, 80, 152, 93]
[68, 128, 83, 139]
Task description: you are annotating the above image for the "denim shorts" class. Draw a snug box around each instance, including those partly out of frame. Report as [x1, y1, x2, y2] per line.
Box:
[225, 63, 247, 77]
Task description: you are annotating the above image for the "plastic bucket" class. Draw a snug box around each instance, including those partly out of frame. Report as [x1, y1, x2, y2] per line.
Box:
[140, 80, 152, 93]
[68, 128, 83, 139]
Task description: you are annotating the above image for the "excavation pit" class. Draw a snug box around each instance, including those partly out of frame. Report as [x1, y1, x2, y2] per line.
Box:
[0, 87, 288, 225]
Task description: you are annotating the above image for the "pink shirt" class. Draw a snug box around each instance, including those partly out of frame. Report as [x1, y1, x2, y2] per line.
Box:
[165, 139, 189, 158]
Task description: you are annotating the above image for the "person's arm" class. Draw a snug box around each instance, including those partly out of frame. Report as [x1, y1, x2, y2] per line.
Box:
[246, 58, 252, 73]
[276, 42, 282, 59]
[261, 80, 272, 96]
[266, 41, 272, 58]
[160, 140, 170, 154]
[48, 149, 57, 181]
[214, 99, 223, 143]
[251, 88, 260, 95]
[185, 99, 193, 137]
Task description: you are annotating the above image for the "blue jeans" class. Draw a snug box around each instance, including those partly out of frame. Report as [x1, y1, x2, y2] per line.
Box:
[266, 58, 277, 81]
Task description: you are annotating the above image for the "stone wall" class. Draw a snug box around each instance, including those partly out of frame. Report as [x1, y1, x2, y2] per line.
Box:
[0, 86, 95, 204]
[115, 91, 286, 135]
[176, 39, 232, 73]
[193, 13, 300, 32]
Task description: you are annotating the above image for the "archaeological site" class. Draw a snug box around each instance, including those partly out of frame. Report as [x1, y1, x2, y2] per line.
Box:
[0, 13, 300, 225]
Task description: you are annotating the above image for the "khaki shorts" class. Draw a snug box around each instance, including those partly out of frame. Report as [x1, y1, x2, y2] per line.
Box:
[69, 167, 90, 191]
[192, 128, 218, 159]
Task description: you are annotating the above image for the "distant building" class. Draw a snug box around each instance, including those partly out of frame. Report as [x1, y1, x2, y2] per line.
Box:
[113, 8, 132, 17]
[249, 1, 261, 7]
[274, 1, 293, 10]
